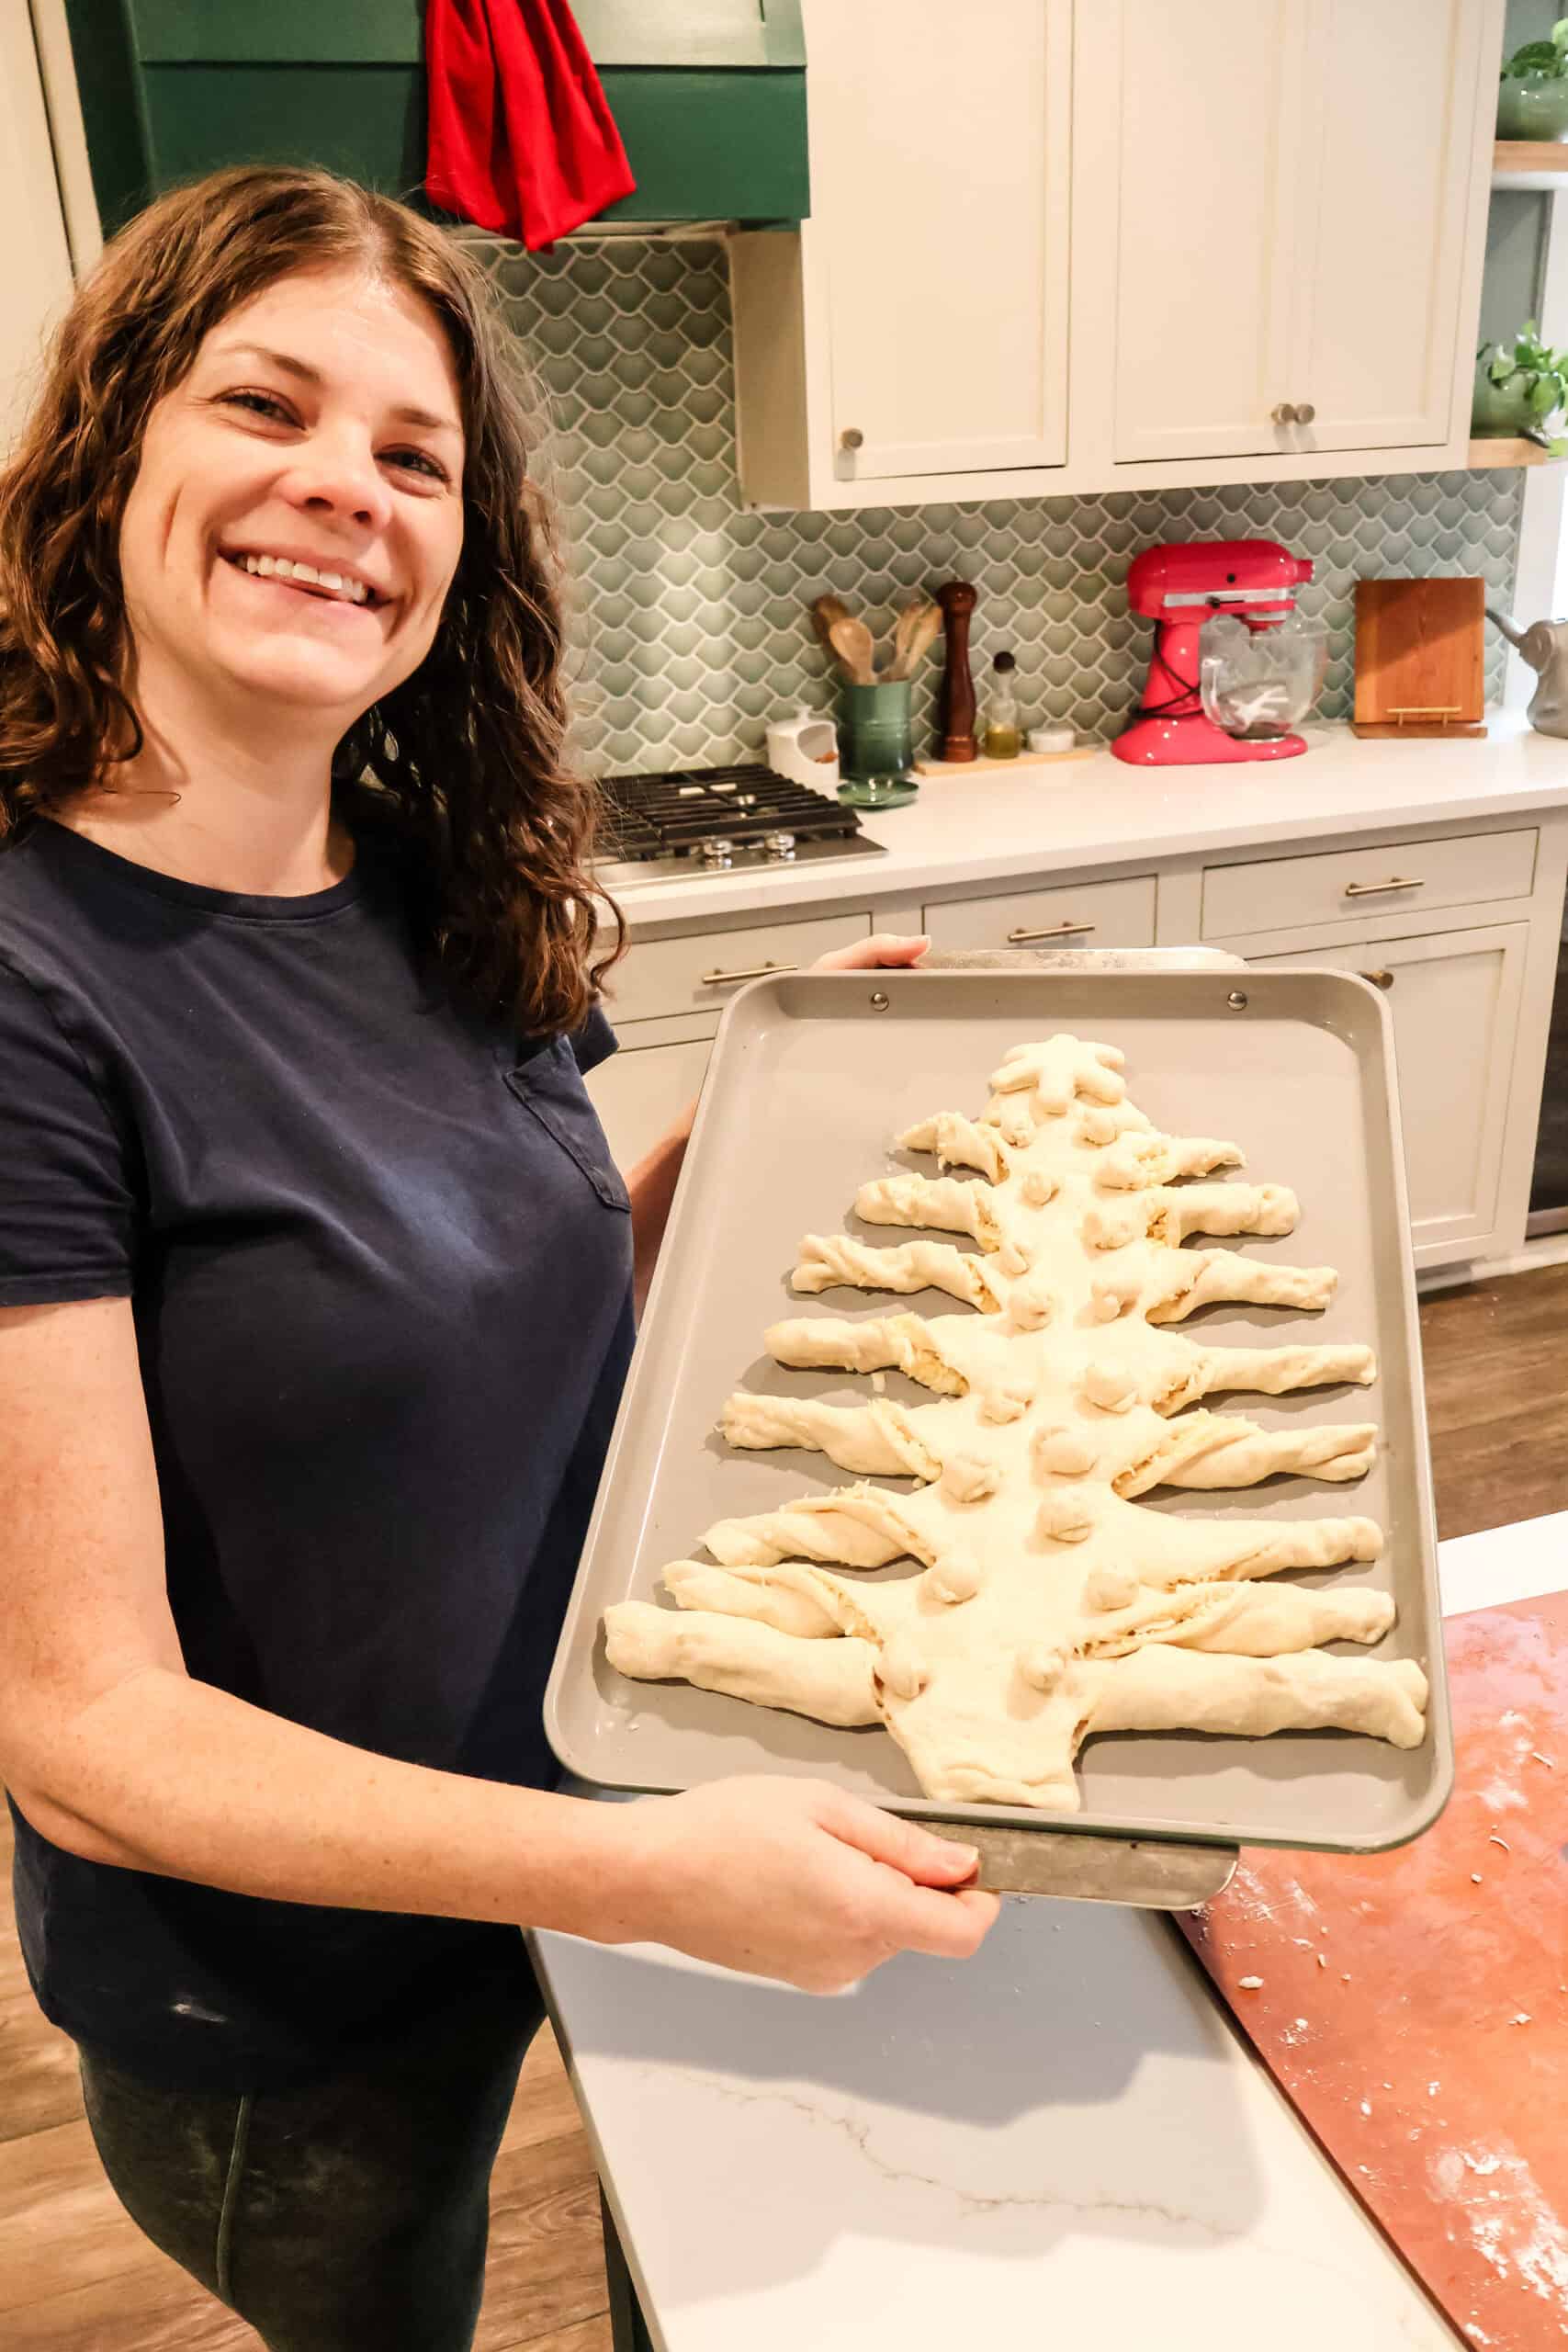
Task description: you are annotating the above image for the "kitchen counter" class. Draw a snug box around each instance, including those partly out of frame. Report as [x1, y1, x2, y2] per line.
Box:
[531, 1514, 1568, 2351]
[610, 713, 1568, 932]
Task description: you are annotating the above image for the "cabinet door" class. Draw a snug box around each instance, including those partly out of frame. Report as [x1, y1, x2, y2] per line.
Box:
[1292, 0, 1483, 452]
[0, 9, 73, 448]
[1264, 925, 1528, 1266]
[803, 0, 1071, 479]
[585, 1034, 715, 1174]
[1111, 0, 1313, 463]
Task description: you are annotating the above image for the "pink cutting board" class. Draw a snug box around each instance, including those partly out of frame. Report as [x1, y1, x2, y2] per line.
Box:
[1179, 1593, 1568, 2347]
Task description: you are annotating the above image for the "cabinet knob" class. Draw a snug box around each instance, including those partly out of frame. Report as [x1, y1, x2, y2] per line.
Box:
[1272, 402, 1299, 427]
[839, 426, 864, 451]
[1359, 967, 1395, 990]
[1295, 401, 1316, 424]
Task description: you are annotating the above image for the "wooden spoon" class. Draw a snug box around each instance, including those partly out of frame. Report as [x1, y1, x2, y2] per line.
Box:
[886, 596, 943, 681]
[809, 594, 877, 685]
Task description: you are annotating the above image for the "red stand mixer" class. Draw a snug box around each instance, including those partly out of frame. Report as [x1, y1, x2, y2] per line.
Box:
[1111, 537, 1317, 765]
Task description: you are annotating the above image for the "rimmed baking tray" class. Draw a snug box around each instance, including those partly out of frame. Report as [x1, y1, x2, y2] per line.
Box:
[547, 968, 1452, 1864]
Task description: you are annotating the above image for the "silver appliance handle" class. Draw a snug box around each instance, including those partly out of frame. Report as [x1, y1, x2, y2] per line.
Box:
[700, 958, 799, 988]
[1006, 921, 1097, 944]
[1343, 876, 1422, 899]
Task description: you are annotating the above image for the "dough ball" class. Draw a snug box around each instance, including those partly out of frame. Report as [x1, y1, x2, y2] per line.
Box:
[1083, 1361, 1139, 1413]
[979, 1374, 1036, 1424]
[1091, 1270, 1141, 1322]
[997, 1238, 1033, 1277]
[1020, 1168, 1057, 1208]
[1078, 1108, 1120, 1146]
[930, 1548, 985, 1604]
[1083, 1204, 1141, 1251]
[1020, 1642, 1069, 1692]
[1009, 1277, 1055, 1332]
[1034, 1426, 1099, 1477]
[1035, 1491, 1095, 1544]
[1084, 1566, 1140, 1613]
[878, 1633, 931, 1702]
[941, 1450, 1001, 1505]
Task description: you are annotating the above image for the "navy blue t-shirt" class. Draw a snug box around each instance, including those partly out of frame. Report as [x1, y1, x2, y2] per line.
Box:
[0, 819, 635, 2089]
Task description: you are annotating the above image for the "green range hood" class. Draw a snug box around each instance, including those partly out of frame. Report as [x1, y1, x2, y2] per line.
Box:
[63, 0, 807, 240]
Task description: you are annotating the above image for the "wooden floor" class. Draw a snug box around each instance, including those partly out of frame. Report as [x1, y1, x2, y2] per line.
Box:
[3, 1263, 1567, 2347]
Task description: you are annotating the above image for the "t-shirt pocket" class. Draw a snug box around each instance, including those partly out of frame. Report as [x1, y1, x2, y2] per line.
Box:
[503, 1038, 630, 1213]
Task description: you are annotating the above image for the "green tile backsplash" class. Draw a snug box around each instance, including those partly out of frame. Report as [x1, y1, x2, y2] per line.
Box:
[471, 235, 1526, 775]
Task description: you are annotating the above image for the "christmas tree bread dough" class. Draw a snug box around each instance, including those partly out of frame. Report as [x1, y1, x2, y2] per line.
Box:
[604, 1033, 1427, 1811]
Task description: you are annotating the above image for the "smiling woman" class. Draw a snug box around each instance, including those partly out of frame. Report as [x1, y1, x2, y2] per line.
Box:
[0, 164, 988, 2352]
[0, 165, 611, 1032]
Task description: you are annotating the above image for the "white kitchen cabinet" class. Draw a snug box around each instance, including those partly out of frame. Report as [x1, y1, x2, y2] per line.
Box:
[733, 0, 1500, 507]
[921, 872, 1156, 953]
[732, 0, 1073, 505]
[1263, 924, 1529, 1264]
[602, 908, 871, 1023]
[1098, 0, 1486, 466]
[1200, 828, 1539, 943]
[1101, 0, 1311, 466]
[586, 1031, 715, 1173]
[590, 906, 874, 1168]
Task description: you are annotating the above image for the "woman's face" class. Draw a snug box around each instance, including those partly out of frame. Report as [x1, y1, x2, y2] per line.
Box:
[118, 266, 467, 727]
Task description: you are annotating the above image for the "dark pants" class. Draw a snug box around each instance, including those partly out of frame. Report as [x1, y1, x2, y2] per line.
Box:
[76, 1939, 546, 2352]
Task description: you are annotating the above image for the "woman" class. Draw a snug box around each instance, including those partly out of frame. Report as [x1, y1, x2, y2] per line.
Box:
[0, 167, 998, 2348]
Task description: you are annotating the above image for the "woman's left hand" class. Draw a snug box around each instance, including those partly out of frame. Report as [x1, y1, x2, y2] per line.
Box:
[811, 933, 930, 974]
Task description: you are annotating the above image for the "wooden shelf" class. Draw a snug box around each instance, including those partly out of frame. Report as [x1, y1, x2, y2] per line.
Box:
[1493, 138, 1568, 189]
[1467, 435, 1560, 468]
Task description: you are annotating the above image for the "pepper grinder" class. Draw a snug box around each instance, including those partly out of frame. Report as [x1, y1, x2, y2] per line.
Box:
[934, 579, 977, 762]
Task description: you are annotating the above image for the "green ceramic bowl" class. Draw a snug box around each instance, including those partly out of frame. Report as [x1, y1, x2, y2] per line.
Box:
[1497, 71, 1568, 141]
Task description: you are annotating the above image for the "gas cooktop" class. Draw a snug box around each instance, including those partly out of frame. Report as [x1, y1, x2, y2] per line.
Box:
[592, 762, 886, 890]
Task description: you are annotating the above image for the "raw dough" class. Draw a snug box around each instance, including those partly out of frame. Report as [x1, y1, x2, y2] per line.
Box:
[603, 1032, 1427, 1811]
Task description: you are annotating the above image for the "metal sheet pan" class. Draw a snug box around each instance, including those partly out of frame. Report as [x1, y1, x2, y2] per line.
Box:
[546, 968, 1452, 1853]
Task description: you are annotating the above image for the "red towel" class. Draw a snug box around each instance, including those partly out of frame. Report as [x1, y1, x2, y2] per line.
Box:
[425, 0, 637, 252]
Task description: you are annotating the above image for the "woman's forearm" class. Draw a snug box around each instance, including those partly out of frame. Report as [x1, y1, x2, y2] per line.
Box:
[13, 1665, 649, 1944]
[626, 1094, 697, 1313]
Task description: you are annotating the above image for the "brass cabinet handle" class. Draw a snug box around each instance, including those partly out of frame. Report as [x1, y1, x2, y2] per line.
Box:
[839, 426, 864, 451]
[1295, 401, 1316, 424]
[1272, 402, 1299, 426]
[699, 957, 798, 988]
[1343, 876, 1423, 898]
[1359, 967, 1395, 990]
[1006, 921, 1097, 944]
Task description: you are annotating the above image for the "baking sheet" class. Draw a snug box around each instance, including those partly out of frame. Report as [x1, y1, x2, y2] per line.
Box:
[546, 969, 1452, 1850]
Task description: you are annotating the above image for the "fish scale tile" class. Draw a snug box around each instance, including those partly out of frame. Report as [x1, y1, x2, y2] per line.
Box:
[467, 232, 1524, 774]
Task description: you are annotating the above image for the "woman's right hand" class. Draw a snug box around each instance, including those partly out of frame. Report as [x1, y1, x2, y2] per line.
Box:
[612, 1775, 1001, 1993]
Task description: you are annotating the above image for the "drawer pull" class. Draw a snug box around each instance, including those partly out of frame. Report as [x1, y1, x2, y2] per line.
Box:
[1343, 876, 1423, 899]
[1359, 967, 1395, 990]
[1005, 921, 1098, 944]
[699, 958, 799, 988]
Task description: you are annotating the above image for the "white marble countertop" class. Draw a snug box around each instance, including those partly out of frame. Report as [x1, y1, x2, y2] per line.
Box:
[610, 713, 1568, 932]
[532, 1513, 1568, 2351]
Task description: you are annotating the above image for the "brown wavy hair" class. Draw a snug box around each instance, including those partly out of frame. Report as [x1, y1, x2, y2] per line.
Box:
[0, 164, 621, 1034]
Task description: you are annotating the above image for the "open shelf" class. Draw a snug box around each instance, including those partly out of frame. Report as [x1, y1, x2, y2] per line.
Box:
[1493, 138, 1568, 189]
[1468, 435, 1566, 467]
[1468, 435, 1561, 468]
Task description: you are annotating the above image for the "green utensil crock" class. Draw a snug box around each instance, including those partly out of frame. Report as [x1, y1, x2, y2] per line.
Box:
[840, 680, 914, 780]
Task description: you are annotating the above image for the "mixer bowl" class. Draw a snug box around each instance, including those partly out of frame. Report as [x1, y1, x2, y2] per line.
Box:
[1199, 614, 1328, 741]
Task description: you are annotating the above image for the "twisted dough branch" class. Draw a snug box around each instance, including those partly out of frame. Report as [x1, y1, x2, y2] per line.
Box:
[605, 1035, 1427, 1811]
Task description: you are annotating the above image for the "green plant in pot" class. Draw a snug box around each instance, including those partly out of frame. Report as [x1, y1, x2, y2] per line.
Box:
[1472, 322, 1568, 454]
[1498, 17, 1568, 139]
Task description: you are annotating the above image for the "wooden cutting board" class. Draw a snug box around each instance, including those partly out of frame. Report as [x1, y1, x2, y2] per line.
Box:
[1352, 578, 1487, 738]
[1180, 1592, 1568, 2348]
